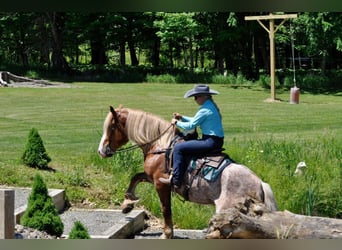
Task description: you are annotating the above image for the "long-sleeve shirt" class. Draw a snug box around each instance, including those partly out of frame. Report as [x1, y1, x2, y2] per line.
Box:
[176, 99, 224, 138]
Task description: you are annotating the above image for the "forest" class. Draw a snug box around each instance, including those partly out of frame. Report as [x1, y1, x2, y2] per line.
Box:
[0, 12, 341, 89]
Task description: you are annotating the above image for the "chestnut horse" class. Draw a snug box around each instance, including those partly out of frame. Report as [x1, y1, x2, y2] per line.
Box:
[98, 105, 278, 239]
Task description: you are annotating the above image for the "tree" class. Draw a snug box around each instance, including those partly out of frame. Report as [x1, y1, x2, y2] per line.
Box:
[154, 12, 199, 70]
[293, 12, 342, 74]
[22, 127, 51, 169]
[21, 174, 64, 237]
[68, 221, 91, 239]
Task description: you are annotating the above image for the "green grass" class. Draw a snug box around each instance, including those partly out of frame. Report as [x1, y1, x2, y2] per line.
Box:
[0, 83, 341, 228]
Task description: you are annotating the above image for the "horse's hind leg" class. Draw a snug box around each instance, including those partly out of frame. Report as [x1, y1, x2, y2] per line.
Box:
[121, 172, 151, 213]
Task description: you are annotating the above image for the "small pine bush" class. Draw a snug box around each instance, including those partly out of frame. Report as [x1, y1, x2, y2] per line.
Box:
[68, 221, 91, 239]
[21, 174, 64, 237]
[22, 127, 51, 169]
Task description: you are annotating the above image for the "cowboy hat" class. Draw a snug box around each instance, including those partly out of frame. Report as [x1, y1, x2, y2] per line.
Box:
[184, 84, 219, 98]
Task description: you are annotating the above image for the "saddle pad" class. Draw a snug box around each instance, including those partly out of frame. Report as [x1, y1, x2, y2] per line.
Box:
[188, 155, 233, 182]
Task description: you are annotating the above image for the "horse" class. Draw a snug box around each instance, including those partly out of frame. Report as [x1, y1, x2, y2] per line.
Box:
[98, 105, 278, 239]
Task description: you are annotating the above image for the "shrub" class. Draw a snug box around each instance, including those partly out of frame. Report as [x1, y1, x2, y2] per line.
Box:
[146, 73, 176, 83]
[21, 174, 64, 237]
[258, 74, 280, 89]
[68, 221, 91, 239]
[22, 127, 51, 169]
[301, 75, 329, 91]
[212, 74, 233, 84]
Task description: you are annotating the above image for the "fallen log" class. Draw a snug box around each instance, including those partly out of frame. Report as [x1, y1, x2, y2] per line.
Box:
[205, 199, 342, 239]
[0, 71, 50, 87]
[0, 71, 34, 83]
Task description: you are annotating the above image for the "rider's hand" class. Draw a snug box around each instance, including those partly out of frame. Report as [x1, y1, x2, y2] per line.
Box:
[171, 118, 178, 125]
[173, 113, 182, 120]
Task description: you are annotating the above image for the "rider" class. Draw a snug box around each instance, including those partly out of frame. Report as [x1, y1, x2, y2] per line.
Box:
[159, 84, 224, 188]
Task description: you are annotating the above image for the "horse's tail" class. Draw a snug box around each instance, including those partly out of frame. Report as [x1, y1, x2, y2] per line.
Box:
[261, 181, 278, 211]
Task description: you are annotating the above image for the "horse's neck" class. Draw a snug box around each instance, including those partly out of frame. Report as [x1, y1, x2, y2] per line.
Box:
[126, 109, 173, 151]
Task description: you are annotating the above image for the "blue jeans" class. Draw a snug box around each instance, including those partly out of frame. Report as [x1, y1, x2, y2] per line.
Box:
[172, 135, 224, 186]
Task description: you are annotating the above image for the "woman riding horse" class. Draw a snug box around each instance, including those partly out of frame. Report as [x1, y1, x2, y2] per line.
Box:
[98, 91, 278, 239]
[159, 84, 224, 188]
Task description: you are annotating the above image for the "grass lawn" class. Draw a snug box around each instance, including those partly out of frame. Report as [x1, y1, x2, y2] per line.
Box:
[0, 82, 341, 228]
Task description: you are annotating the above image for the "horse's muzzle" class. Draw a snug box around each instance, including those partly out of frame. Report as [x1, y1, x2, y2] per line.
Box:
[98, 146, 114, 158]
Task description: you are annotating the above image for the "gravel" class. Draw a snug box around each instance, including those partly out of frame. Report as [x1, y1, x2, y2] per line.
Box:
[14, 225, 59, 239]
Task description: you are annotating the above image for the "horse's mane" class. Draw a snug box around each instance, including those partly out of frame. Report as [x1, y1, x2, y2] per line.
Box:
[125, 108, 174, 148]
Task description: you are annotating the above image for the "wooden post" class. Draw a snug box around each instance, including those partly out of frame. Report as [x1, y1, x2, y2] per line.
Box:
[0, 189, 15, 239]
[269, 18, 275, 100]
[245, 13, 298, 101]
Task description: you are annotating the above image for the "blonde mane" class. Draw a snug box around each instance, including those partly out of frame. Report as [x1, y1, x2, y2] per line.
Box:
[125, 108, 174, 149]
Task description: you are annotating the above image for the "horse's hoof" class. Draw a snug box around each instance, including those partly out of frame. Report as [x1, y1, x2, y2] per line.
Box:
[122, 204, 134, 214]
[121, 199, 140, 214]
[160, 233, 173, 239]
[160, 228, 173, 239]
[205, 230, 221, 239]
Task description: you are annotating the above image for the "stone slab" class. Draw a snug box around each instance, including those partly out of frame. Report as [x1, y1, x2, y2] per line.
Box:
[134, 229, 205, 239]
[60, 209, 146, 239]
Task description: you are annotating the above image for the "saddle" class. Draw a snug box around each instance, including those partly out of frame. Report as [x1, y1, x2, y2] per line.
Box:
[164, 132, 234, 200]
[188, 152, 230, 181]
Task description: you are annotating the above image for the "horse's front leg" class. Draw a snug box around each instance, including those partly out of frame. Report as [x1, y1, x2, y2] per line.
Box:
[155, 183, 173, 239]
[121, 172, 151, 214]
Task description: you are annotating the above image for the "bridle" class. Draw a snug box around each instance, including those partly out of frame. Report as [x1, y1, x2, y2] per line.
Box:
[105, 111, 127, 155]
[107, 111, 174, 155]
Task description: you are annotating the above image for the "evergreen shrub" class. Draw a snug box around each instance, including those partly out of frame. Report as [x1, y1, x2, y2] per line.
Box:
[68, 221, 91, 239]
[22, 127, 51, 169]
[21, 174, 64, 237]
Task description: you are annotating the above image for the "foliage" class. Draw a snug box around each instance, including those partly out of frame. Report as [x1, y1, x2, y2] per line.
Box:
[21, 174, 64, 236]
[68, 221, 91, 239]
[146, 73, 176, 83]
[22, 127, 51, 169]
[0, 12, 341, 84]
[257, 74, 280, 89]
[229, 136, 342, 218]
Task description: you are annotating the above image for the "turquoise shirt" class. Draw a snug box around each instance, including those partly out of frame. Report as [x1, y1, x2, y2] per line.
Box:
[176, 99, 224, 138]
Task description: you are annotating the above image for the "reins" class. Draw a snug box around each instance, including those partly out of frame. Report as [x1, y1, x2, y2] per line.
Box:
[114, 123, 174, 154]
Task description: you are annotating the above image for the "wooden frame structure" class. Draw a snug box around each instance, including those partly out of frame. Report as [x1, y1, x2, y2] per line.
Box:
[245, 13, 298, 101]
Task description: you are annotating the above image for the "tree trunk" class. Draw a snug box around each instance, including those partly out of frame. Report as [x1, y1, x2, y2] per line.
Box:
[206, 199, 342, 239]
[119, 41, 126, 66]
[189, 36, 194, 72]
[151, 38, 160, 67]
[46, 12, 70, 73]
[90, 38, 107, 65]
[128, 39, 138, 66]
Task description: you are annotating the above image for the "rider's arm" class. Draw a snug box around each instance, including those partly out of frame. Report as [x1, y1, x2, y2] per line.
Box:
[176, 109, 209, 131]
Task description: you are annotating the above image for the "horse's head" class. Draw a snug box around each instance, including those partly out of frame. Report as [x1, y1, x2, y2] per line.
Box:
[98, 105, 129, 158]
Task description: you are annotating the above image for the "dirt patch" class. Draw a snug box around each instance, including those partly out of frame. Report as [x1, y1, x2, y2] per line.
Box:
[5, 81, 72, 88]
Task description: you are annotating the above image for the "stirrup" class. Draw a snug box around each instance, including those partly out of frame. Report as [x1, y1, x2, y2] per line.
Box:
[159, 174, 173, 185]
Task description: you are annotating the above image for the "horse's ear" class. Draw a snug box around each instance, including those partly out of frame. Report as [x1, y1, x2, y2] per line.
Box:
[110, 106, 115, 114]
[110, 106, 118, 120]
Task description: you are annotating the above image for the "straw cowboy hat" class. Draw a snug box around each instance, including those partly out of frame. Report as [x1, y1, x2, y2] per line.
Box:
[184, 84, 219, 98]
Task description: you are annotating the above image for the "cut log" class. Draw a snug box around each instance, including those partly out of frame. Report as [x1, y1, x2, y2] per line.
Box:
[205, 198, 342, 239]
[0, 71, 50, 86]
